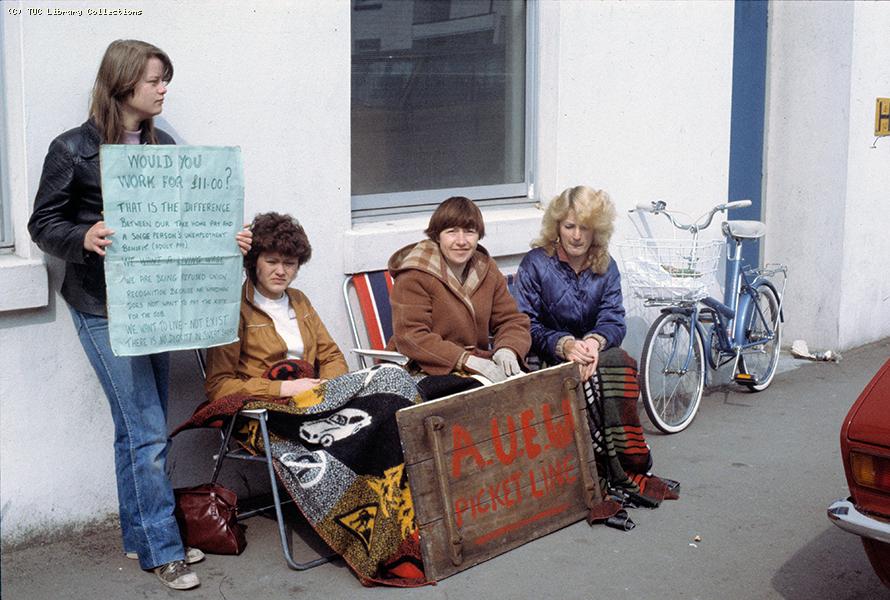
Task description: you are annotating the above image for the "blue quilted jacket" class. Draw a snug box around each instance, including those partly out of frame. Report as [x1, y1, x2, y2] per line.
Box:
[514, 247, 626, 365]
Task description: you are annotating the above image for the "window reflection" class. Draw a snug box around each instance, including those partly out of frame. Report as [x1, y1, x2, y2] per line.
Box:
[352, 0, 526, 199]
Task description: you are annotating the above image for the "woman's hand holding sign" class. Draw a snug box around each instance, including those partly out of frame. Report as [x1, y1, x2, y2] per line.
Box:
[84, 221, 114, 256]
[236, 224, 252, 255]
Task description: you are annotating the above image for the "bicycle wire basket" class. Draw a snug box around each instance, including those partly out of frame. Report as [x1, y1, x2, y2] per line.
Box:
[617, 238, 723, 302]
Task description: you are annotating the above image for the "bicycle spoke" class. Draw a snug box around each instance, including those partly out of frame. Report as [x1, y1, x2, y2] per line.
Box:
[739, 284, 781, 390]
[641, 313, 704, 432]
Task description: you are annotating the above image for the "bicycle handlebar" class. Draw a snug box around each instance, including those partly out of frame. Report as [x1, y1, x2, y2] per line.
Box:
[724, 200, 751, 210]
[631, 198, 752, 233]
[635, 201, 664, 213]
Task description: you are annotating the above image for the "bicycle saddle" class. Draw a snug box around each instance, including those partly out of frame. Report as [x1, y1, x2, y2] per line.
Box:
[722, 220, 766, 240]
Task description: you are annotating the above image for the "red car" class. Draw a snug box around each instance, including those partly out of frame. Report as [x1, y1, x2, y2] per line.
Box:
[828, 358, 890, 587]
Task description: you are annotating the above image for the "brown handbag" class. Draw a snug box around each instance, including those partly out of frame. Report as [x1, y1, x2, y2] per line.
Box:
[173, 483, 247, 555]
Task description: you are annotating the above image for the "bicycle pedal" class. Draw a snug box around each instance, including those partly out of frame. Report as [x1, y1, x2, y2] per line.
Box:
[734, 372, 758, 384]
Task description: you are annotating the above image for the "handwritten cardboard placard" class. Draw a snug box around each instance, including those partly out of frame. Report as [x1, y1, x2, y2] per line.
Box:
[396, 363, 601, 581]
[100, 145, 244, 356]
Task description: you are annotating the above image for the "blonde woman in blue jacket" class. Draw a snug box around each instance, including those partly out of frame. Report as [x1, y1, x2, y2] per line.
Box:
[514, 186, 625, 379]
[515, 186, 678, 509]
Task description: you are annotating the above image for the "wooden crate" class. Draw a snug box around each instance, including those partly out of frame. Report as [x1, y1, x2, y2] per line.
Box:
[397, 363, 602, 581]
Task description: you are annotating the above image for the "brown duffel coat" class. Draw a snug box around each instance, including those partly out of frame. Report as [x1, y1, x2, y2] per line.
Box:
[387, 239, 531, 376]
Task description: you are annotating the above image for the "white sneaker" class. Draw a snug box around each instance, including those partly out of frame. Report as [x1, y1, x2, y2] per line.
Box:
[126, 547, 205, 564]
[154, 560, 200, 590]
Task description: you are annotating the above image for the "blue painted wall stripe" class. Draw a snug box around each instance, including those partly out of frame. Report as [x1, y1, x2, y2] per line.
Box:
[727, 0, 768, 281]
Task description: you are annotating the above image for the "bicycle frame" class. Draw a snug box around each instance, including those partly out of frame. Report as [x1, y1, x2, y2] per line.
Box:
[698, 235, 786, 375]
[638, 203, 785, 381]
[630, 198, 788, 433]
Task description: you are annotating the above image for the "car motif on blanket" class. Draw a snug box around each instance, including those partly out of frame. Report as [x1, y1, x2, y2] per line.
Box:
[827, 358, 890, 588]
[299, 408, 372, 447]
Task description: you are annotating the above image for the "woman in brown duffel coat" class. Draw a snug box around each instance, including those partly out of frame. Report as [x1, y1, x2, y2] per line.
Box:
[387, 197, 530, 395]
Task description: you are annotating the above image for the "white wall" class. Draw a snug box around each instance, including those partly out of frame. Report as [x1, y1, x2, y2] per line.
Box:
[837, 2, 890, 350]
[1, 0, 737, 544]
[542, 0, 735, 354]
[0, 0, 352, 546]
[765, 0, 890, 351]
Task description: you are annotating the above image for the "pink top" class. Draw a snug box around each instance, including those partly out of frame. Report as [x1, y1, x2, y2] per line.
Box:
[122, 129, 141, 145]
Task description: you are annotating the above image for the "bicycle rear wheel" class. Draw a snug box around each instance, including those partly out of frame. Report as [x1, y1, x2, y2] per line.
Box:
[738, 282, 781, 391]
[640, 312, 705, 434]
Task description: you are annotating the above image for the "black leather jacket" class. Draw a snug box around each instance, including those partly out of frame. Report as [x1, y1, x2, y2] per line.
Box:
[28, 120, 175, 316]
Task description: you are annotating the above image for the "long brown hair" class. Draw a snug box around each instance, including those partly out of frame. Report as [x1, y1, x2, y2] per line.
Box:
[89, 39, 173, 144]
[532, 186, 616, 275]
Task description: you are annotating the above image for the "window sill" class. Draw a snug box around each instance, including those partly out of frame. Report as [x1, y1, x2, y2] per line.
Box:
[0, 254, 48, 312]
[342, 205, 543, 273]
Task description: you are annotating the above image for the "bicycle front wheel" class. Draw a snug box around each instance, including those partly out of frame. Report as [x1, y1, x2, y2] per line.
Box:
[739, 282, 782, 391]
[640, 312, 705, 434]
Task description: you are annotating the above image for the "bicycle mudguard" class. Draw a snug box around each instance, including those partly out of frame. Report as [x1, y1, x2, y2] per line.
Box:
[701, 296, 734, 320]
[734, 279, 782, 344]
[748, 277, 785, 323]
[657, 305, 694, 316]
[696, 318, 716, 373]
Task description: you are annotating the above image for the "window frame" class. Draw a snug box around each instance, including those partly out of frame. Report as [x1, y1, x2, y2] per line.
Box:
[0, 46, 13, 250]
[350, 0, 538, 221]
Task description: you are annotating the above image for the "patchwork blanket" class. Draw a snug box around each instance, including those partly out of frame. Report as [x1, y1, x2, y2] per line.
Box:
[176, 362, 429, 587]
[176, 350, 678, 582]
[584, 348, 680, 528]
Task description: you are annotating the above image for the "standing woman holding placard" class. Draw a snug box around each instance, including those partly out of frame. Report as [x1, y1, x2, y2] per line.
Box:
[28, 40, 250, 591]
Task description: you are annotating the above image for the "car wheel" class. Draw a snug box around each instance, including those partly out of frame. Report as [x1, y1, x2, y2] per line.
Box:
[320, 434, 334, 447]
[862, 538, 890, 587]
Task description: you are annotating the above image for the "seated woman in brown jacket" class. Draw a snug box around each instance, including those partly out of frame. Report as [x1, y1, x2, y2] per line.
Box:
[387, 196, 531, 389]
[205, 212, 348, 402]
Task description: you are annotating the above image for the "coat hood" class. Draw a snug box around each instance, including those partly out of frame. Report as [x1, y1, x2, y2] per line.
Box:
[387, 239, 491, 280]
[388, 239, 493, 321]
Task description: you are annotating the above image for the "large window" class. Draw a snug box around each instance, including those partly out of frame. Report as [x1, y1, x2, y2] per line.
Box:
[351, 0, 534, 218]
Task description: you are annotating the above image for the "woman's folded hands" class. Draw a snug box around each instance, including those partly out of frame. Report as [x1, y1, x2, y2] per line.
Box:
[565, 338, 599, 380]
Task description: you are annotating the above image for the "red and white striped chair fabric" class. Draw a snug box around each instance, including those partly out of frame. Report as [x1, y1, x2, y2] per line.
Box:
[343, 270, 396, 368]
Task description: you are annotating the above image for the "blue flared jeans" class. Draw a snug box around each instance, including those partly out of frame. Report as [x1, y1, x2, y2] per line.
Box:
[69, 307, 185, 570]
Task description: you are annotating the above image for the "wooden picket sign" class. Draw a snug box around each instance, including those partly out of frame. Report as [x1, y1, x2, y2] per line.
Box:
[397, 362, 602, 581]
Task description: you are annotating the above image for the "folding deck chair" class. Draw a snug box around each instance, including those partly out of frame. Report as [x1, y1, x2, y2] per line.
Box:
[193, 350, 334, 571]
[342, 270, 397, 368]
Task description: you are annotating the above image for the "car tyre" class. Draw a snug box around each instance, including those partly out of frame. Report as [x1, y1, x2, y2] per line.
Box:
[862, 538, 890, 587]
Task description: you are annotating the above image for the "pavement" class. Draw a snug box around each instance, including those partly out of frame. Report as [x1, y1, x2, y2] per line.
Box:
[3, 338, 890, 600]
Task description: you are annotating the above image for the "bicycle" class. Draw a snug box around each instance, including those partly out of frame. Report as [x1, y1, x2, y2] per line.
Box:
[618, 200, 787, 434]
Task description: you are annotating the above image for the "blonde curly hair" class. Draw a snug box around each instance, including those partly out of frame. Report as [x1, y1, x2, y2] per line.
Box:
[532, 186, 616, 275]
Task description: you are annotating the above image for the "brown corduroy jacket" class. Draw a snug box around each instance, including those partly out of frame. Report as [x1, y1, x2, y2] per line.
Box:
[204, 279, 348, 402]
[387, 240, 531, 376]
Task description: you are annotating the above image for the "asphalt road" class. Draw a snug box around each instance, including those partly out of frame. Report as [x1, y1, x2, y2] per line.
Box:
[3, 338, 889, 600]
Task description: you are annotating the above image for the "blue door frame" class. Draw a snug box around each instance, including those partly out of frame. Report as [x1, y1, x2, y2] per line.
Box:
[726, 0, 768, 286]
